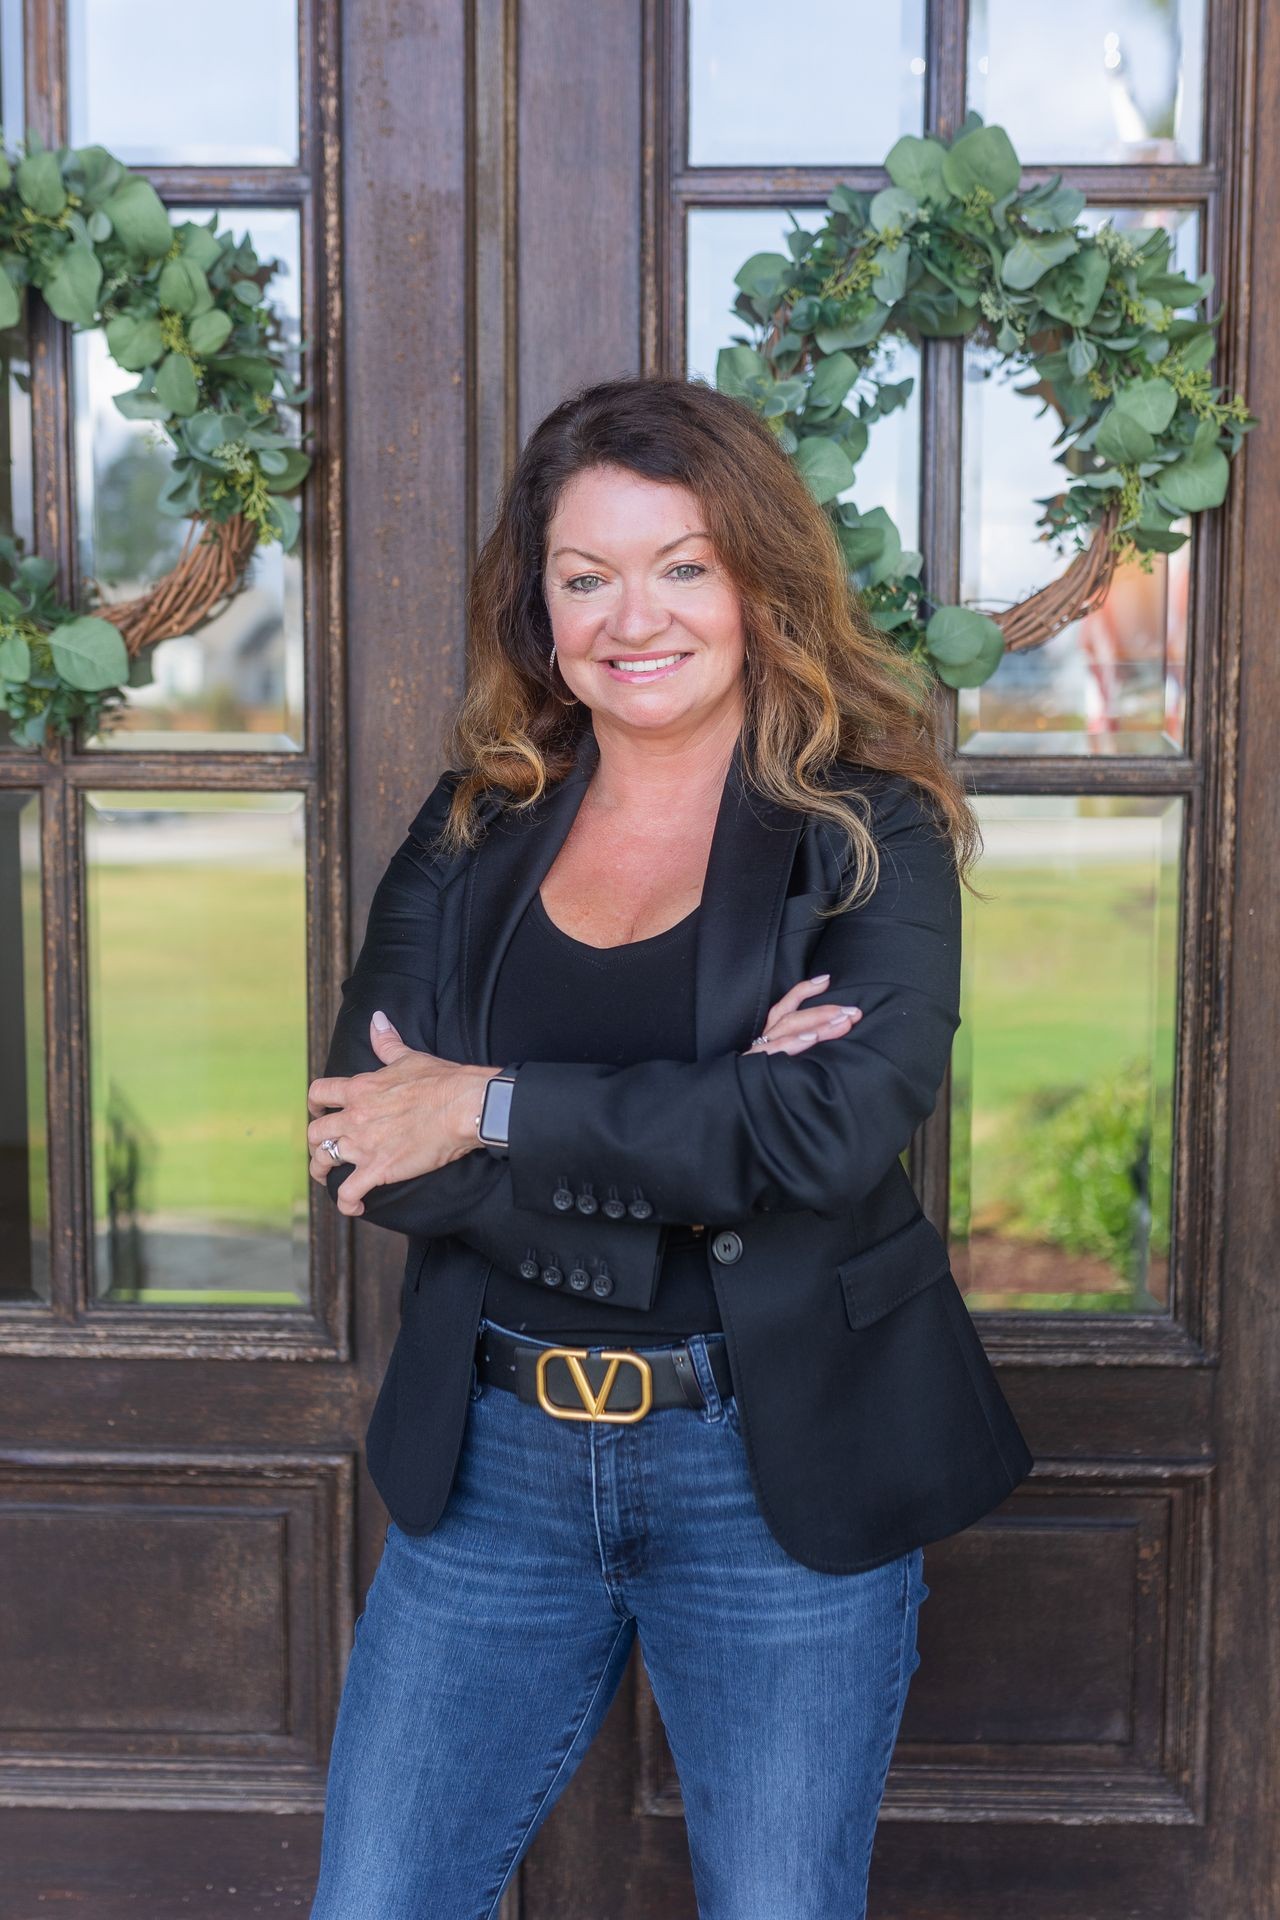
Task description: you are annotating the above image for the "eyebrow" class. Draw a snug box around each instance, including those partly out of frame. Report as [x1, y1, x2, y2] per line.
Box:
[549, 532, 711, 564]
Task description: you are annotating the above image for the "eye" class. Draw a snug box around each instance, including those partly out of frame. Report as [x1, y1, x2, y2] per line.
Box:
[669, 562, 705, 582]
[564, 573, 605, 594]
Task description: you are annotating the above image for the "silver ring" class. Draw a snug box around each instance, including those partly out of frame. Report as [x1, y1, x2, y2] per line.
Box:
[320, 1137, 343, 1165]
[755, 1033, 769, 1049]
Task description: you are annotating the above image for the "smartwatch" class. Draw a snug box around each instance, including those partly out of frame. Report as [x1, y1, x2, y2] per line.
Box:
[476, 1064, 522, 1157]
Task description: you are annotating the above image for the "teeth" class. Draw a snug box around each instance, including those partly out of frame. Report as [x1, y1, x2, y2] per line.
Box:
[609, 653, 688, 673]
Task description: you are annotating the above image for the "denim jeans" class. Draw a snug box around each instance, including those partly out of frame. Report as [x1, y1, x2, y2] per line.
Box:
[310, 1319, 928, 1920]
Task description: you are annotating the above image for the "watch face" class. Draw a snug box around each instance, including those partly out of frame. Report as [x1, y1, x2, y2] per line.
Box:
[480, 1074, 515, 1144]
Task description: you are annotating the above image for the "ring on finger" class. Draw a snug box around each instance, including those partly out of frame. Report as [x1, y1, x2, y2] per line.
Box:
[320, 1137, 344, 1165]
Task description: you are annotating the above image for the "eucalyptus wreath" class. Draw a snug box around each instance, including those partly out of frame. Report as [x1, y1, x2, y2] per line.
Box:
[716, 114, 1256, 690]
[0, 135, 310, 747]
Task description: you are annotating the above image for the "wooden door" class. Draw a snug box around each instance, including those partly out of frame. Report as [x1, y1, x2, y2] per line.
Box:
[4, 2, 1277, 1916]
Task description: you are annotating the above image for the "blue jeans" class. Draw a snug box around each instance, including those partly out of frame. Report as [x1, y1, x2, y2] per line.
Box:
[311, 1320, 928, 1920]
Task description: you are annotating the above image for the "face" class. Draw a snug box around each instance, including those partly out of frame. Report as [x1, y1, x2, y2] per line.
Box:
[542, 464, 747, 741]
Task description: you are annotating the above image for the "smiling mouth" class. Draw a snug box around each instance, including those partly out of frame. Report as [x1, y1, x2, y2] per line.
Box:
[603, 652, 692, 675]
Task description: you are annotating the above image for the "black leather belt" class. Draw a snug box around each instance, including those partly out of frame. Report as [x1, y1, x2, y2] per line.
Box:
[475, 1323, 734, 1424]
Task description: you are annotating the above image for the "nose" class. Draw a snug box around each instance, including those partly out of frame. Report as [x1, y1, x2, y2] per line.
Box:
[604, 578, 671, 646]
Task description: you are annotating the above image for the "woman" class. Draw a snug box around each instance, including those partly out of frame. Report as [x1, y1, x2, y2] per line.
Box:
[305, 373, 1033, 1919]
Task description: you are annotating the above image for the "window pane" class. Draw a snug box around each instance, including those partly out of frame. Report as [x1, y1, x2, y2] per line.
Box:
[959, 209, 1197, 758]
[688, 0, 926, 166]
[687, 207, 920, 551]
[67, 0, 299, 166]
[75, 210, 304, 753]
[85, 793, 309, 1308]
[952, 795, 1180, 1314]
[0, 793, 48, 1303]
[968, 0, 1205, 164]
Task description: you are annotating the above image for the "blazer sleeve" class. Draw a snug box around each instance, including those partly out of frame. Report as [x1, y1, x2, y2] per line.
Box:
[503, 774, 962, 1224]
[319, 773, 668, 1311]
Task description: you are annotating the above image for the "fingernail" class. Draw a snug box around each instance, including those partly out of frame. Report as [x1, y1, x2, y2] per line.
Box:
[811, 972, 830, 983]
[800, 1030, 819, 1043]
[372, 1010, 391, 1032]
[842, 1007, 862, 1017]
[826, 1013, 851, 1027]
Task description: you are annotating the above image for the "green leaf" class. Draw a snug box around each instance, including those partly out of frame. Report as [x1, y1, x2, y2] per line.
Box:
[855, 506, 903, 586]
[157, 256, 211, 316]
[0, 631, 30, 680]
[884, 134, 948, 204]
[114, 386, 172, 421]
[1094, 407, 1156, 465]
[0, 271, 21, 331]
[102, 177, 173, 259]
[232, 278, 265, 306]
[16, 150, 66, 216]
[215, 353, 276, 396]
[792, 434, 854, 504]
[807, 351, 858, 414]
[1131, 525, 1190, 554]
[187, 307, 233, 356]
[155, 350, 199, 416]
[42, 243, 103, 327]
[256, 446, 290, 475]
[1020, 183, 1086, 231]
[1140, 272, 1202, 307]
[264, 493, 300, 549]
[941, 124, 1021, 200]
[1037, 246, 1109, 328]
[48, 614, 129, 691]
[871, 242, 909, 306]
[924, 603, 1002, 666]
[86, 209, 112, 243]
[158, 461, 202, 516]
[1156, 444, 1230, 512]
[106, 312, 164, 372]
[717, 345, 767, 397]
[1067, 335, 1097, 379]
[1001, 230, 1079, 290]
[869, 187, 919, 233]
[175, 219, 224, 271]
[17, 554, 55, 592]
[1112, 375, 1178, 435]
[264, 448, 311, 493]
[734, 252, 793, 307]
[926, 605, 1005, 686]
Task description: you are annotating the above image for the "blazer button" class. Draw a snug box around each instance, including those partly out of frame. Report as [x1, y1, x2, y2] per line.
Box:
[541, 1264, 564, 1288]
[575, 1187, 598, 1215]
[519, 1248, 540, 1280]
[628, 1194, 653, 1221]
[711, 1230, 743, 1265]
[602, 1188, 627, 1219]
[591, 1269, 615, 1298]
[553, 1179, 575, 1212]
[567, 1264, 591, 1292]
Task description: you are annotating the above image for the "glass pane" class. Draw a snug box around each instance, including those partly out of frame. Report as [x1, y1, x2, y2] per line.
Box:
[85, 792, 309, 1308]
[952, 794, 1180, 1314]
[959, 209, 1197, 758]
[1, 0, 22, 145]
[687, 207, 920, 551]
[968, 0, 1206, 164]
[0, 793, 48, 1303]
[67, 0, 299, 166]
[75, 209, 304, 753]
[688, 0, 926, 165]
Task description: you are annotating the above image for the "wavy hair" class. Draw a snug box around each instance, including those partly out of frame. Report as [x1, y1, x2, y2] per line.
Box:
[435, 372, 982, 913]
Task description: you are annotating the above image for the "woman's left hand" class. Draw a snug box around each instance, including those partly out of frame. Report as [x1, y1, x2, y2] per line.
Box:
[307, 1014, 494, 1216]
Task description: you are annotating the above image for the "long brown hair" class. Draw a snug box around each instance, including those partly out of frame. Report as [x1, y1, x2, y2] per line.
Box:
[437, 372, 981, 913]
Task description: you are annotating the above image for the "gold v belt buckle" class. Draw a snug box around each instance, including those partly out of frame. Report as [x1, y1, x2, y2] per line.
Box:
[534, 1346, 654, 1423]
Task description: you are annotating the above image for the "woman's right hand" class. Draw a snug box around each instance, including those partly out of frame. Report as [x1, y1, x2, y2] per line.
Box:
[741, 973, 862, 1057]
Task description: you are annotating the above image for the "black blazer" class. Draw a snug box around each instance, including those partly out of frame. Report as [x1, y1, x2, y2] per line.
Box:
[322, 723, 1034, 1574]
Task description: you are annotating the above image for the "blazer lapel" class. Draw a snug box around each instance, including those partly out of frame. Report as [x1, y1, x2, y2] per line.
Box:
[460, 723, 805, 1065]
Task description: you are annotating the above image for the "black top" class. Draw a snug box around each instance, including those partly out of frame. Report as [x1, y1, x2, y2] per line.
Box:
[483, 885, 722, 1345]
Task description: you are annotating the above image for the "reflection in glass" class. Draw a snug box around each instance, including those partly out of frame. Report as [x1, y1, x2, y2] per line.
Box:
[686, 208, 921, 551]
[0, 794, 47, 1301]
[968, 0, 1205, 164]
[67, 0, 299, 166]
[959, 210, 1197, 757]
[75, 210, 304, 752]
[688, 0, 925, 166]
[85, 793, 309, 1307]
[952, 795, 1180, 1313]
